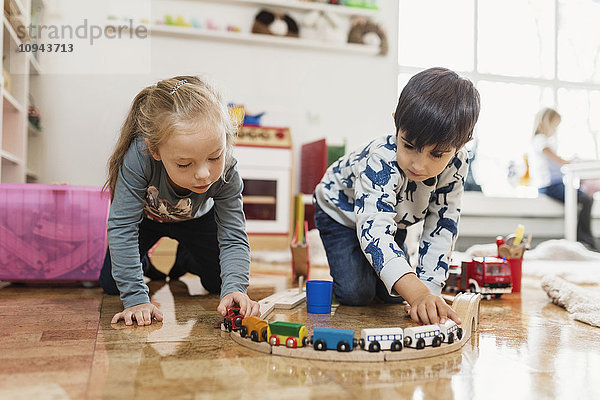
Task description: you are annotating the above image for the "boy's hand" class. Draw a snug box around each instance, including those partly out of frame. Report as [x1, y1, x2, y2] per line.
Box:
[111, 302, 164, 326]
[217, 292, 260, 318]
[394, 273, 461, 325]
[405, 293, 461, 325]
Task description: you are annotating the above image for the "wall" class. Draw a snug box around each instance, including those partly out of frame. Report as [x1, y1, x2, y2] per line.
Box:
[34, 0, 400, 189]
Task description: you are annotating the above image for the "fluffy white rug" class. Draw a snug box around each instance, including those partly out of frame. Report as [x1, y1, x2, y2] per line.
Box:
[541, 275, 600, 328]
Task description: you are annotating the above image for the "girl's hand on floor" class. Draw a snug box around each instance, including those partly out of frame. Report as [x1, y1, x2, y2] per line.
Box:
[111, 302, 164, 326]
[217, 292, 261, 318]
[405, 294, 461, 326]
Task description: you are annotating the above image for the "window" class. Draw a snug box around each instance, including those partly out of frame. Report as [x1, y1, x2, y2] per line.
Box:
[398, 0, 600, 195]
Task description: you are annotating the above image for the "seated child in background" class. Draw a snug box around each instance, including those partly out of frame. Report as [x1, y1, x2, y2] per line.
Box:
[313, 67, 480, 325]
[531, 107, 598, 250]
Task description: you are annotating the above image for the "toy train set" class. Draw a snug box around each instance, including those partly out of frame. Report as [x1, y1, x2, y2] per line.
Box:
[225, 312, 463, 352]
[224, 292, 481, 362]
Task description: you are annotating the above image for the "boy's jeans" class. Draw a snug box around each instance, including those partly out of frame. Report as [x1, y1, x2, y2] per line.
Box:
[314, 202, 408, 306]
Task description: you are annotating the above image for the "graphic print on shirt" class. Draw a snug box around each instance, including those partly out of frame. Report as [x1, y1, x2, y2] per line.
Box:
[434, 254, 448, 273]
[419, 241, 431, 265]
[447, 156, 464, 181]
[430, 206, 458, 238]
[380, 135, 396, 151]
[434, 181, 457, 206]
[144, 185, 193, 222]
[389, 243, 404, 257]
[330, 190, 354, 212]
[314, 135, 469, 295]
[405, 180, 417, 202]
[365, 238, 384, 272]
[355, 193, 368, 213]
[353, 140, 374, 162]
[376, 193, 395, 212]
[341, 172, 355, 189]
[361, 220, 375, 241]
[361, 159, 394, 189]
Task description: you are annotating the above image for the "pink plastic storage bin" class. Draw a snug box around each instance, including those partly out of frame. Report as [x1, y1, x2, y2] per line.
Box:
[0, 184, 110, 281]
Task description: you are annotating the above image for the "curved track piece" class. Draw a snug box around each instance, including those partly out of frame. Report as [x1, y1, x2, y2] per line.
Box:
[230, 291, 481, 362]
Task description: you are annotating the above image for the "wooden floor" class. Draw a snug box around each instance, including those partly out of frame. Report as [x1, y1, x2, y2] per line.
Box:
[0, 260, 599, 400]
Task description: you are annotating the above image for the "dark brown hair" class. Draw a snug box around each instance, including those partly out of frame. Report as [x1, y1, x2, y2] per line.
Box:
[394, 67, 480, 152]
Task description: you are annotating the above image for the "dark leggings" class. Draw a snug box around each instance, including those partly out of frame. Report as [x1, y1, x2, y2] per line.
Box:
[99, 208, 222, 295]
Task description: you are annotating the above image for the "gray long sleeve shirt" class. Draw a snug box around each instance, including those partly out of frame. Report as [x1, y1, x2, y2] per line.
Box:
[108, 137, 250, 309]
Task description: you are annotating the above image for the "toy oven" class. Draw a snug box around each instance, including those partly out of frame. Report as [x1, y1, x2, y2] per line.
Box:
[233, 126, 292, 236]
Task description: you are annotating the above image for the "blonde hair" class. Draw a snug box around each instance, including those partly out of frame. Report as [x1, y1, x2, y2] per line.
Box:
[104, 76, 236, 200]
[533, 107, 561, 136]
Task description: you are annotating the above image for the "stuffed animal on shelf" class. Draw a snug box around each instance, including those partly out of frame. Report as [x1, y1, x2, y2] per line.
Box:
[252, 9, 300, 38]
[347, 17, 388, 55]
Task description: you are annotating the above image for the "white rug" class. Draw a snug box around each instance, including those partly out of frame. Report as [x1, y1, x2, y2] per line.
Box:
[541, 275, 600, 328]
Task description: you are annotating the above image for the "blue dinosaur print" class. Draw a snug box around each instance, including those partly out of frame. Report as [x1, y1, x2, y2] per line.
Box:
[418, 241, 431, 265]
[405, 180, 417, 202]
[330, 190, 354, 212]
[361, 220, 375, 241]
[385, 224, 393, 235]
[332, 160, 343, 174]
[341, 172, 355, 189]
[353, 142, 373, 162]
[380, 135, 396, 151]
[430, 206, 458, 238]
[434, 181, 457, 206]
[434, 254, 449, 273]
[323, 180, 335, 190]
[376, 193, 395, 213]
[365, 238, 384, 272]
[361, 159, 394, 189]
[355, 193, 368, 214]
[389, 243, 404, 257]
[416, 265, 423, 278]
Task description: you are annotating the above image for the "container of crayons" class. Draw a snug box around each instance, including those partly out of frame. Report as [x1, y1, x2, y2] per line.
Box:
[496, 225, 532, 293]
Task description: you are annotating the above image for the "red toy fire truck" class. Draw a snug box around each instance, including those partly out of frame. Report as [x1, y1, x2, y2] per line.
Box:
[444, 257, 512, 298]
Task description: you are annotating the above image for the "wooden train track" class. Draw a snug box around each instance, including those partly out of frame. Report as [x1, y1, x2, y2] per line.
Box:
[228, 291, 481, 362]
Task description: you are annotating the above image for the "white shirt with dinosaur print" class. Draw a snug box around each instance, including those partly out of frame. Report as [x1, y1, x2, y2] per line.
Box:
[314, 134, 469, 296]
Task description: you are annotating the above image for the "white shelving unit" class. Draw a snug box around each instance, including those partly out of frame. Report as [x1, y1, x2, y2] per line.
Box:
[147, 0, 382, 56]
[1, 0, 43, 183]
[149, 24, 379, 55]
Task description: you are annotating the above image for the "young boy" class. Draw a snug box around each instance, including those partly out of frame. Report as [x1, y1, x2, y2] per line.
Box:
[313, 67, 480, 325]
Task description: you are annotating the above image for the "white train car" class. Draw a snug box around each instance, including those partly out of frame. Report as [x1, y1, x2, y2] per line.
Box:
[403, 324, 443, 349]
[438, 320, 463, 344]
[359, 327, 404, 352]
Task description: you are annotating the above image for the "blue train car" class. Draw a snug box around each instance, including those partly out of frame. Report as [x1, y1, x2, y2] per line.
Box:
[311, 327, 357, 352]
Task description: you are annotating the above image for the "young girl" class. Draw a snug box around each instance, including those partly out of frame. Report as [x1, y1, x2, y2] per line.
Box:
[100, 76, 260, 325]
[531, 107, 598, 250]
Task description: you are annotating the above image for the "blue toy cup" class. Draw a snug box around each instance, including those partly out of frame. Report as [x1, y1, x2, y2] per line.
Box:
[306, 280, 333, 314]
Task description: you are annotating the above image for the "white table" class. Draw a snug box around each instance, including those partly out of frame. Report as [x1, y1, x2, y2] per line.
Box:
[561, 161, 600, 241]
